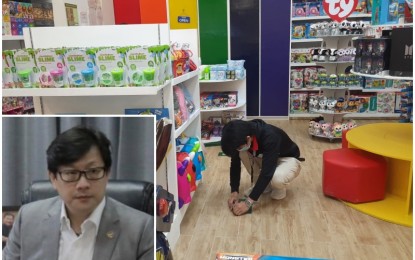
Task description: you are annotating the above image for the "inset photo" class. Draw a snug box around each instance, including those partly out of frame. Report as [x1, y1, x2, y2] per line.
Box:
[2, 116, 155, 259]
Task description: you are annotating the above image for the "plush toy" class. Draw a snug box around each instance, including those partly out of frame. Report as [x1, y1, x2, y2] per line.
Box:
[341, 122, 349, 132]
[318, 49, 328, 62]
[314, 121, 322, 136]
[177, 152, 196, 192]
[347, 119, 357, 129]
[308, 120, 315, 135]
[177, 161, 192, 209]
[328, 49, 338, 62]
[321, 123, 330, 137]
[339, 20, 350, 35]
[329, 21, 340, 35]
[326, 98, 337, 111]
[311, 48, 320, 61]
[335, 97, 345, 112]
[332, 123, 343, 137]
[319, 96, 327, 111]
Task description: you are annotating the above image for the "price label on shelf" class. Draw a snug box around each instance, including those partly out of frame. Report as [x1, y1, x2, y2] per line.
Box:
[323, 0, 358, 22]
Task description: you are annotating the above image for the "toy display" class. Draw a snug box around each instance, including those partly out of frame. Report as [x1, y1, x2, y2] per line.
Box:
[176, 160, 192, 208]
[200, 91, 238, 110]
[377, 92, 396, 113]
[290, 68, 304, 89]
[354, 38, 391, 74]
[290, 93, 308, 113]
[380, 0, 405, 24]
[291, 49, 313, 64]
[309, 116, 358, 139]
[2, 96, 34, 114]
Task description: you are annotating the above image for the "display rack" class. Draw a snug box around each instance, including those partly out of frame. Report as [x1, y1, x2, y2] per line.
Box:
[309, 87, 350, 142]
[4, 25, 202, 248]
[199, 75, 247, 145]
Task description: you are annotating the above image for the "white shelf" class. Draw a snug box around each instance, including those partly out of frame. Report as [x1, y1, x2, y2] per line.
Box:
[290, 87, 362, 92]
[320, 34, 363, 39]
[292, 14, 371, 21]
[291, 38, 322, 43]
[291, 63, 317, 67]
[315, 61, 354, 64]
[174, 109, 200, 138]
[199, 77, 246, 83]
[290, 113, 401, 118]
[202, 136, 221, 144]
[172, 70, 199, 85]
[361, 88, 404, 93]
[200, 100, 246, 112]
[2, 35, 24, 40]
[310, 110, 350, 116]
[2, 82, 170, 97]
[351, 69, 413, 80]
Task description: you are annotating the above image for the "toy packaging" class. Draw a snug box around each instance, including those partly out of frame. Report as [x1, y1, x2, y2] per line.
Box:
[377, 92, 396, 113]
[292, 24, 306, 39]
[13, 48, 39, 88]
[35, 48, 68, 88]
[2, 50, 15, 88]
[222, 110, 245, 124]
[354, 0, 369, 13]
[3, 0, 12, 36]
[380, 0, 405, 24]
[125, 46, 156, 87]
[291, 49, 312, 64]
[291, 68, 304, 89]
[290, 93, 308, 113]
[94, 47, 128, 87]
[64, 48, 97, 88]
[8, 1, 34, 36]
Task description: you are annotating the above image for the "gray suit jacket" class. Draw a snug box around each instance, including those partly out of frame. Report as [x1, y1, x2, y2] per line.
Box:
[3, 196, 154, 260]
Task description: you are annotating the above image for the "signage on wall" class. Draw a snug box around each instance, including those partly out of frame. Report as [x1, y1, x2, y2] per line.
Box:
[323, 0, 358, 22]
[178, 16, 190, 23]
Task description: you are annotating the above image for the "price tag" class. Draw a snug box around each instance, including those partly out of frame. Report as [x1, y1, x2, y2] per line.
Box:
[323, 0, 358, 22]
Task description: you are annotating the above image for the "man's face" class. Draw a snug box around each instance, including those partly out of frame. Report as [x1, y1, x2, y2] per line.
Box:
[3, 215, 13, 226]
[49, 145, 109, 218]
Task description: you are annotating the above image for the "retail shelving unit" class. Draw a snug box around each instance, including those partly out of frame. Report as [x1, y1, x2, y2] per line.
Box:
[2, 25, 202, 248]
[199, 75, 247, 144]
[289, 11, 407, 119]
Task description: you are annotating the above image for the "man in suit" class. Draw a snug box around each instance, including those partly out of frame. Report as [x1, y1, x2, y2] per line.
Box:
[3, 126, 153, 260]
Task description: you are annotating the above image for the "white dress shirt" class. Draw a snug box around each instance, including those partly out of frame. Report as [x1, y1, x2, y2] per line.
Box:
[58, 197, 106, 260]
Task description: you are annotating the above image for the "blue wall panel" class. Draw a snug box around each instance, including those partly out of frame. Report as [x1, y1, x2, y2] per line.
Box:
[261, 0, 291, 116]
[230, 0, 260, 117]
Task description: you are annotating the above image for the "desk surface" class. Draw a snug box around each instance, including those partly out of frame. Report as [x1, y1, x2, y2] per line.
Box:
[347, 123, 413, 161]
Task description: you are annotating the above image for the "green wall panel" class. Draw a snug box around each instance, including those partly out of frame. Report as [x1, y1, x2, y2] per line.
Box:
[198, 0, 228, 65]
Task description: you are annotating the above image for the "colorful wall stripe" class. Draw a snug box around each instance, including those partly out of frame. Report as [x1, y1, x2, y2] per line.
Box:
[260, 0, 290, 116]
[169, 0, 198, 29]
[230, 0, 260, 116]
[198, 0, 228, 65]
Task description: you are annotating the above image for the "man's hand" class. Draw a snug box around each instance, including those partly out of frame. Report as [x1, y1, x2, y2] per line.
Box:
[227, 192, 239, 210]
[232, 200, 250, 216]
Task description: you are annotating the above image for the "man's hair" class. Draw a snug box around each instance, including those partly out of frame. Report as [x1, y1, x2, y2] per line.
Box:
[46, 126, 112, 174]
[221, 120, 252, 157]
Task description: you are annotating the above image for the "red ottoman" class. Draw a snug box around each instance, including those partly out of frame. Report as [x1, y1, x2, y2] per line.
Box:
[322, 148, 387, 203]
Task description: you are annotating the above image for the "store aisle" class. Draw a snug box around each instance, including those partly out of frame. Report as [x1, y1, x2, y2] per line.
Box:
[173, 119, 412, 260]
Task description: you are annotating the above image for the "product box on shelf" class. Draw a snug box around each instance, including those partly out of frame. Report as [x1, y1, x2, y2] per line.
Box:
[290, 92, 308, 114]
[2, 0, 11, 36]
[292, 2, 307, 17]
[9, 1, 34, 36]
[291, 49, 313, 64]
[354, 0, 370, 13]
[35, 48, 68, 88]
[380, 0, 405, 24]
[94, 47, 128, 87]
[389, 27, 413, 77]
[354, 37, 391, 74]
[377, 92, 396, 113]
[291, 68, 304, 89]
[64, 48, 97, 88]
[2, 50, 15, 88]
[125, 46, 159, 87]
[292, 23, 307, 39]
[13, 49, 39, 88]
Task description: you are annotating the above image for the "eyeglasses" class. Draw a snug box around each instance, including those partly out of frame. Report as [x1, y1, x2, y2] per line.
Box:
[58, 167, 106, 182]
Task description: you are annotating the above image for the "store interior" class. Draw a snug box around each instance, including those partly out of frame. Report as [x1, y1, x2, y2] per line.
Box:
[2, 0, 413, 259]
